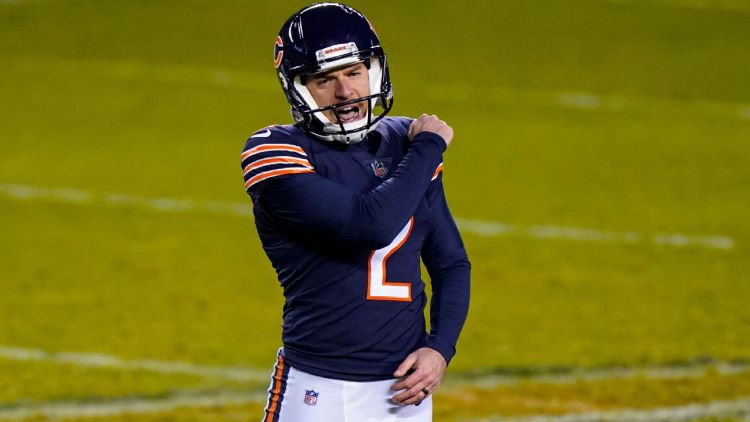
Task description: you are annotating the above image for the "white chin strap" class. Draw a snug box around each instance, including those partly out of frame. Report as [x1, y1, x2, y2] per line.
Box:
[294, 57, 384, 144]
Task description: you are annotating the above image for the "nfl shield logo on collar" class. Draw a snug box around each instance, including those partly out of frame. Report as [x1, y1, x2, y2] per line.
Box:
[304, 389, 319, 406]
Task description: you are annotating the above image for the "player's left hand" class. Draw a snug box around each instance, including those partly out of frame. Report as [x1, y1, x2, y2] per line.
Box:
[391, 347, 447, 405]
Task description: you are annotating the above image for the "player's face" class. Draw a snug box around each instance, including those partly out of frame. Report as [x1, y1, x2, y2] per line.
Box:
[305, 62, 370, 125]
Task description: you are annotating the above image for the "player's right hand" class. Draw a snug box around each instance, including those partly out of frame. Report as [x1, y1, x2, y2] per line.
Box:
[408, 114, 453, 147]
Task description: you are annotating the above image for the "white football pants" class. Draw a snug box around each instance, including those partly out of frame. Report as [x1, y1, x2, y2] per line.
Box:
[262, 349, 432, 422]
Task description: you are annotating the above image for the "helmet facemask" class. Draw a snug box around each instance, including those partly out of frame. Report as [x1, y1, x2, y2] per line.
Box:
[286, 57, 392, 144]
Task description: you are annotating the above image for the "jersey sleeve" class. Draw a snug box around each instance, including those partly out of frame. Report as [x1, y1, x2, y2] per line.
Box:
[240, 129, 448, 250]
[241, 129, 316, 192]
[420, 168, 471, 365]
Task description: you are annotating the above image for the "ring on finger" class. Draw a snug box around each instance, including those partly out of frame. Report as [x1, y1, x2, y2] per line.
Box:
[421, 387, 430, 396]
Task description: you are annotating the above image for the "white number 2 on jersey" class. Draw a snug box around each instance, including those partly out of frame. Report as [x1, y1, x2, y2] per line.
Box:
[367, 217, 414, 302]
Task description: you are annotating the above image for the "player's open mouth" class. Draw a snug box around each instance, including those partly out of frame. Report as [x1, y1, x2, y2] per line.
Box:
[335, 105, 362, 123]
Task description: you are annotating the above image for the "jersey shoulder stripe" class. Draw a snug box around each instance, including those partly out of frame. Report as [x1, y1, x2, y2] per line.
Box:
[243, 156, 312, 175]
[245, 167, 315, 190]
[241, 143, 307, 161]
[241, 125, 315, 192]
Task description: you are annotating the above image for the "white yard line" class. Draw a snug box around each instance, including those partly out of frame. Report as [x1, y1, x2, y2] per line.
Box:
[6, 55, 750, 121]
[0, 183, 735, 250]
[3, 344, 750, 389]
[557, 93, 601, 110]
[454, 218, 734, 250]
[444, 361, 750, 390]
[0, 390, 747, 422]
[2, 345, 750, 420]
[461, 86, 750, 121]
[5, 0, 750, 10]
[605, 0, 750, 12]
[0, 345, 268, 383]
[0, 390, 266, 420]
[469, 398, 750, 422]
[0, 183, 249, 217]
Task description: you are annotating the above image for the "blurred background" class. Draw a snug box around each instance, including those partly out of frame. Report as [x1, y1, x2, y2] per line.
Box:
[1, 0, 749, 420]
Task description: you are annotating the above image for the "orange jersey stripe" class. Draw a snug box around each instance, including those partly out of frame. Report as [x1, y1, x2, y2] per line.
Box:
[431, 162, 444, 181]
[241, 144, 306, 160]
[245, 167, 314, 189]
[265, 354, 285, 422]
[243, 156, 313, 175]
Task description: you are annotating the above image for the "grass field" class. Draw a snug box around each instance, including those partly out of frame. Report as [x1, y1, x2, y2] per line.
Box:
[1, 0, 750, 420]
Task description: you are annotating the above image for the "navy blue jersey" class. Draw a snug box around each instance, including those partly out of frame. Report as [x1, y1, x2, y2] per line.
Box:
[240, 116, 470, 381]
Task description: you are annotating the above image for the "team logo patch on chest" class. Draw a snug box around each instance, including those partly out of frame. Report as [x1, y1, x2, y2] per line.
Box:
[304, 389, 319, 406]
[364, 159, 391, 178]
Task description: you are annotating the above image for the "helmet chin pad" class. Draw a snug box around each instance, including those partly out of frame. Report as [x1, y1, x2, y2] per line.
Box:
[292, 58, 385, 144]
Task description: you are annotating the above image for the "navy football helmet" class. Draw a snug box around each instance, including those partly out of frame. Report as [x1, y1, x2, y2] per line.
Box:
[274, 3, 393, 144]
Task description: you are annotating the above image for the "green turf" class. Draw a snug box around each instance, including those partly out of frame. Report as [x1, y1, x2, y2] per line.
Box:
[0, 358, 252, 404]
[437, 369, 750, 419]
[1, 0, 749, 419]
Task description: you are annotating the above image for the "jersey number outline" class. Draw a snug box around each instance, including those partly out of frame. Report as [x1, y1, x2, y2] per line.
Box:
[367, 217, 413, 302]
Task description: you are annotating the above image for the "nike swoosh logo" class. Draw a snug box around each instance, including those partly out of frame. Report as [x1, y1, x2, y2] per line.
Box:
[251, 129, 271, 138]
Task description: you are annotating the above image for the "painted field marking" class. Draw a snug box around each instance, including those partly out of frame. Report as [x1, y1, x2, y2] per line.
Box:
[0, 345, 268, 383]
[0, 397, 748, 422]
[0, 390, 266, 420]
[454, 218, 734, 250]
[557, 93, 601, 110]
[4, 0, 750, 10]
[2, 345, 750, 420]
[0, 183, 735, 250]
[0, 389, 748, 422]
[469, 86, 750, 121]
[444, 360, 750, 390]
[0, 183, 249, 217]
[6, 55, 750, 121]
[469, 398, 750, 422]
[2, 345, 750, 389]
[605, 0, 750, 12]
[555, 90, 750, 122]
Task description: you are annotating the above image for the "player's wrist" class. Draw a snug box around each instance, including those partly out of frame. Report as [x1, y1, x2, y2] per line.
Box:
[412, 131, 448, 152]
[424, 341, 454, 366]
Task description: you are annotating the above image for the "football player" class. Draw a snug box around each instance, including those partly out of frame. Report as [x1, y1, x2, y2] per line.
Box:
[241, 3, 470, 421]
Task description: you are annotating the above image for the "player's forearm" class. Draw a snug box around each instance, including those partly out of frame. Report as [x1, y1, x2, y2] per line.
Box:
[337, 132, 446, 247]
[425, 259, 471, 364]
